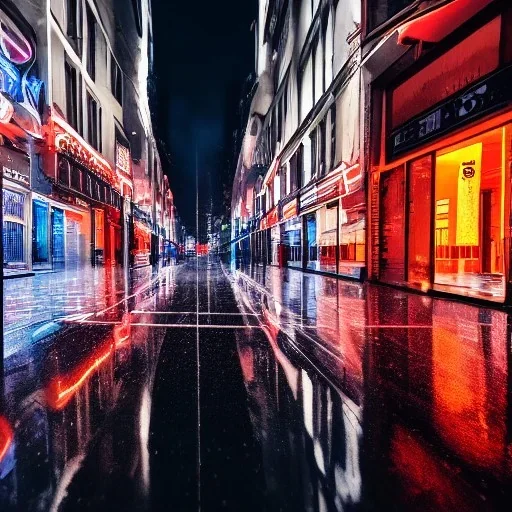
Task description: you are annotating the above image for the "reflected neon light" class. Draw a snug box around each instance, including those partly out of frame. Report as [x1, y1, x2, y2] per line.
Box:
[0, 416, 13, 463]
[46, 341, 114, 410]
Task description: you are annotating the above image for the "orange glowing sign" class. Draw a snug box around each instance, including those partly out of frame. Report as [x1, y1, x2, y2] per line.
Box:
[45, 339, 114, 410]
[51, 114, 119, 188]
[0, 416, 13, 463]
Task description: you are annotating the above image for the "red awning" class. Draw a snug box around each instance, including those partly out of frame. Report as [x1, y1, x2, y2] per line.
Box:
[398, 0, 494, 45]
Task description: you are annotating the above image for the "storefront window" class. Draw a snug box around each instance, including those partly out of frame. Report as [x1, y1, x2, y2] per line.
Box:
[32, 199, 49, 264]
[339, 202, 366, 279]
[379, 166, 405, 284]
[306, 212, 318, 270]
[3, 190, 26, 267]
[51, 208, 65, 269]
[318, 205, 337, 273]
[282, 218, 302, 268]
[270, 225, 280, 265]
[408, 156, 432, 290]
[434, 127, 505, 301]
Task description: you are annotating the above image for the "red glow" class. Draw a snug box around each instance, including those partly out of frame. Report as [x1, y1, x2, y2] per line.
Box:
[0, 416, 13, 463]
[48, 112, 119, 188]
[45, 339, 114, 410]
[398, 0, 494, 45]
[196, 244, 209, 256]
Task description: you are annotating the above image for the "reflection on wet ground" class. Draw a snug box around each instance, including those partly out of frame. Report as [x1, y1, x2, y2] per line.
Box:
[1, 259, 511, 510]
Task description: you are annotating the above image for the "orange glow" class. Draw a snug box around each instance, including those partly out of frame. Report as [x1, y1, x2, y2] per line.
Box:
[0, 416, 13, 463]
[46, 339, 114, 410]
[432, 311, 507, 470]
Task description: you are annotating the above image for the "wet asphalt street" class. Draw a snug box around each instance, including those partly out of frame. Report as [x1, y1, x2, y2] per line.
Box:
[1, 258, 512, 511]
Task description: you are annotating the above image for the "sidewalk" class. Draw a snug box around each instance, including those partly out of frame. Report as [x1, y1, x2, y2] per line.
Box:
[3, 264, 155, 359]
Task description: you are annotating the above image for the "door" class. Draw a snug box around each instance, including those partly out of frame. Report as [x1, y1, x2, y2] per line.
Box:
[380, 166, 405, 284]
[51, 207, 65, 270]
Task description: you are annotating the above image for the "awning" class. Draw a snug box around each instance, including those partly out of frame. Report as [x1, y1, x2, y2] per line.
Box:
[398, 0, 494, 45]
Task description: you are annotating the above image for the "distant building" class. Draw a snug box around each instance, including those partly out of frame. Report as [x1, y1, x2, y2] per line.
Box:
[1, 0, 180, 276]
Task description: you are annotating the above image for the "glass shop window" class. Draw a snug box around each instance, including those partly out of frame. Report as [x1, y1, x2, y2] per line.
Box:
[306, 212, 318, 270]
[379, 166, 406, 284]
[434, 127, 506, 301]
[318, 204, 337, 274]
[282, 218, 302, 268]
[408, 156, 432, 290]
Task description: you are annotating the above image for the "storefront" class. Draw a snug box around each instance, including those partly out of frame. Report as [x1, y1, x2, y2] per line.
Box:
[295, 163, 364, 278]
[40, 112, 122, 269]
[2, 146, 31, 273]
[371, 12, 512, 302]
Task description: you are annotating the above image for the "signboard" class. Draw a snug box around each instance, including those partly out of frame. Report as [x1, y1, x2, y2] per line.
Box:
[1, 146, 30, 186]
[52, 115, 118, 187]
[116, 142, 131, 176]
[389, 65, 512, 159]
[282, 198, 298, 222]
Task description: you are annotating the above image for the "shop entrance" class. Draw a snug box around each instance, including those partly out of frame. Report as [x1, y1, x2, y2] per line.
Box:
[434, 128, 505, 300]
[51, 207, 65, 270]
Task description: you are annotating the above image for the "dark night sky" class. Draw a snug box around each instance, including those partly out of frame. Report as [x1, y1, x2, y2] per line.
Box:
[152, 0, 257, 232]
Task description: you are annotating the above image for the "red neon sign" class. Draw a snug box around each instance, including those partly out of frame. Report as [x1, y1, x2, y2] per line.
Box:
[50, 114, 119, 188]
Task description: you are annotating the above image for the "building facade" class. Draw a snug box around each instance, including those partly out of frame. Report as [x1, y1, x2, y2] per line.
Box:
[232, 0, 364, 279]
[1, 0, 179, 277]
[233, 0, 512, 305]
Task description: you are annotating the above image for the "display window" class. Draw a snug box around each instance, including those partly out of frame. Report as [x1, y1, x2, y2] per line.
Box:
[317, 205, 337, 274]
[434, 127, 506, 301]
[379, 166, 406, 284]
[270, 225, 280, 265]
[282, 218, 302, 268]
[3, 189, 27, 268]
[407, 156, 432, 290]
[305, 212, 318, 270]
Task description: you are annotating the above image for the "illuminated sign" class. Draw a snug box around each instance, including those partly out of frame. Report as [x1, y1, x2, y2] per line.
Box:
[389, 65, 512, 159]
[115, 141, 131, 176]
[1, 146, 29, 186]
[52, 115, 118, 188]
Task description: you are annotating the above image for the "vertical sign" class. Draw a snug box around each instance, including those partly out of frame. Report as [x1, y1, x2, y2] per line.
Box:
[455, 143, 482, 246]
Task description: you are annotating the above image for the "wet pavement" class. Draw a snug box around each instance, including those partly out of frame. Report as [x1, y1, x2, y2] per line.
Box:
[1, 258, 512, 510]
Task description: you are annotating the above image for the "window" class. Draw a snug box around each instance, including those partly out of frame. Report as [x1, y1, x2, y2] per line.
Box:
[66, 0, 78, 42]
[367, 0, 415, 32]
[111, 56, 123, 105]
[84, 174, 92, 197]
[131, 0, 143, 37]
[70, 165, 81, 191]
[58, 157, 70, 187]
[319, 119, 326, 177]
[310, 130, 317, 179]
[64, 61, 78, 131]
[300, 56, 313, 123]
[87, 92, 101, 151]
[86, 4, 96, 80]
[330, 103, 336, 169]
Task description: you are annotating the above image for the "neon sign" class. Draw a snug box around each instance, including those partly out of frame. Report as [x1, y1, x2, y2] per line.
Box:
[0, 8, 44, 136]
[0, 416, 13, 463]
[52, 115, 119, 188]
